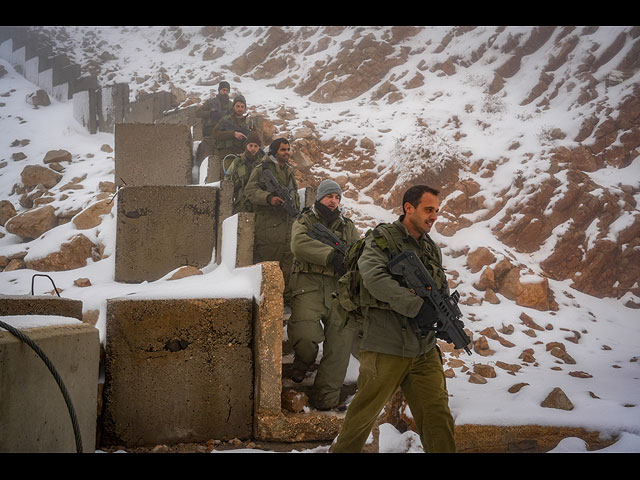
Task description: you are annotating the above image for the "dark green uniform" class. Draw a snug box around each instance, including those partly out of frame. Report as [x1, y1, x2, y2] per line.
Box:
[195, 95, 232, 164]
[331, 219, 456, 453]
[225, 150, 265, 214]
[209, 113, 255, 182]
[288, 206, 360, 408]
[244, 155, 300, 290]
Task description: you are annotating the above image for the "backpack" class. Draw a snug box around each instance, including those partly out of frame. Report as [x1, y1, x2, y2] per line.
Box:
[335, 224, 397, 320]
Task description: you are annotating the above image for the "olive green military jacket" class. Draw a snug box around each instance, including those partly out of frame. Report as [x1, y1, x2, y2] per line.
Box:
[358, 219, 450, 358]
[244, 155, 300, 214]
[212, 114, 255, 155]
[290, 206, 360, 310]
[196, 95, 232, 136]
[226, 151, 265, 213]
[291, 206, 360, 277]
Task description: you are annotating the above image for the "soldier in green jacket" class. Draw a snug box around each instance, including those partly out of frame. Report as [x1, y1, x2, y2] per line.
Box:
[330, 185, 457, 453]
[225, 131, 265, 214]
[211, 95, 256, 181]
[244, 138, 300, 294]
[288, 180, 361, 410]
[195, 81, 232, 165]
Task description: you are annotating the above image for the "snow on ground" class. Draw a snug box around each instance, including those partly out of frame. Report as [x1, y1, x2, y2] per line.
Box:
[2, 26, 640, 453]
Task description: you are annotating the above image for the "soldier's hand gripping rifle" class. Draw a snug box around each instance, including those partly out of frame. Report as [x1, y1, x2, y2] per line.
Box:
[306, 223, 349, 257]
[387, 250, 472, 355]
[259, 168, 298, 217]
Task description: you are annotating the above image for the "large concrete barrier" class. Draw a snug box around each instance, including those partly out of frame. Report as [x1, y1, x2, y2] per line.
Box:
[114, 123, 193, 188]
[0, 319, 100, 453]
[101, 297, 254, 447]
[114, 185, 218, 283]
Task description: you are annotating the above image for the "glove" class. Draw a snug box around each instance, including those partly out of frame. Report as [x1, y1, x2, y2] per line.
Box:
[330, 251, 347, 276]
[414, 299, 437, 331]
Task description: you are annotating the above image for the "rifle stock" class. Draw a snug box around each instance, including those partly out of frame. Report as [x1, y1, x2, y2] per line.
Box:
[387, 250, 472, 355]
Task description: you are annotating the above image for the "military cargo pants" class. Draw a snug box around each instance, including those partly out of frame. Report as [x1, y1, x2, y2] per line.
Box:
[330, 346, 456, 453]
[288, 278, 356, 408]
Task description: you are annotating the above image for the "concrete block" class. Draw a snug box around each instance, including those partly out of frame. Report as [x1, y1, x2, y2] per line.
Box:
[125, 91, 177, 124]
[0, 322, 100, 452]
[0, 294, 83, 320]
[98, 83, 129, 134]
[236, 212, 256, 268]
[73, 89, 98, 135]
[114, 123, 193, 187]
[102, 297, 254, 447]
[252, 261, 284, 420]
[114, 185, 218, 283]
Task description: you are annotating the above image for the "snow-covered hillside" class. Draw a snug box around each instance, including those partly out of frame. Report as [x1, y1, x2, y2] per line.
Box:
[1, 26, 639, 453]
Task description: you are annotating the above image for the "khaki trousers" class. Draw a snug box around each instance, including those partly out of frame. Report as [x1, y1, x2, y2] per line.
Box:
[330, 346, 456, 453]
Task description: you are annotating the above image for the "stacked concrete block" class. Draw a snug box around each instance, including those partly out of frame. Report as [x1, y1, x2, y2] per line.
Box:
[114, 123, 193, 188]
[114, 185, 218, 283]
[0, 294, 83, 320]
[102, 297, 254, 447]
[0, 317, 100, 453]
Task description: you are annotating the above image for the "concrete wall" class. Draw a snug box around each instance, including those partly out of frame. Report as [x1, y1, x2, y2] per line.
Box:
[101, 297, 254, 447]
[0, 322, 100, 453]
[114, 123, 193, 187]
[0, 27, 96, 102]
[114, 185, 218, 283]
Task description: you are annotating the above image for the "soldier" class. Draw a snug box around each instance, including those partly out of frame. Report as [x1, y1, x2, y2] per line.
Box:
[330, 185, 456, 453]
[211, 95, 256, 181]
[195, 81, 232, 165]
[225, 131, 265, 214]
[287, 180, 360, 410]
[244, 138, 300, 294]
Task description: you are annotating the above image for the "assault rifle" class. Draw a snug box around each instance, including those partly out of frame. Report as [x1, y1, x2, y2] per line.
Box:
[307, 223, 349, 257]
[387, 250, 472, 355]
[259, 168, 298, 217]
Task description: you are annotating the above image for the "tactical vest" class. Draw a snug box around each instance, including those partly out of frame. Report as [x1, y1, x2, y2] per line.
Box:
[336, 221, 448, 316]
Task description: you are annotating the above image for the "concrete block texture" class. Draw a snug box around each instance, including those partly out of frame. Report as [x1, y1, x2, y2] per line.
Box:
[102, 297, 254, 447]
[0, 294, 83, 320]
[0, 323, 100, 452]
[114, 123, 193, 187]
[114, 185, 218, 283]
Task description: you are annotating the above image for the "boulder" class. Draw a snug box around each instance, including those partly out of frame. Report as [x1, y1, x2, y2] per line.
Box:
[467, 247, 495, 273]
[540, 387, 574, 411]
[43, 149, 72, 164]
[20, 164, 62, 189]
[26, 89, 51, 107]
[72, 199, 114, 230]
[25, 234, 98, 271]
[0, 200, 17, 226]
[4, 205, 57, 240]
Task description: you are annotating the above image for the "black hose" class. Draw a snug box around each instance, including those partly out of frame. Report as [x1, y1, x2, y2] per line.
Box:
[31, 274, 61, 297]
[0, 319, 84, 453]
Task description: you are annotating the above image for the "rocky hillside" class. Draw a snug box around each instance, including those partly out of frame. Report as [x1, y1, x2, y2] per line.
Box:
[7, 26, 640, 307]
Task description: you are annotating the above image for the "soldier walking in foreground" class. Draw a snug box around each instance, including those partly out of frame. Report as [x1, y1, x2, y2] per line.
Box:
[330, 185, 457, 453]
[287, 180, 360, 410]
